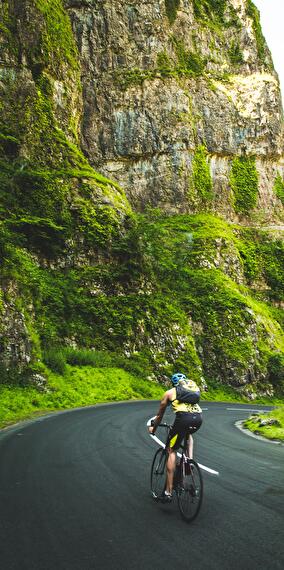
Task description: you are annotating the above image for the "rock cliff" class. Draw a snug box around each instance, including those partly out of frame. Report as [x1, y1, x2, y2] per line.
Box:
[66, 0, 284, 219]
[0, 0, 283, 397]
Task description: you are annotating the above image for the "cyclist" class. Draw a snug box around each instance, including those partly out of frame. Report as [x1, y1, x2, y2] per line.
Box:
[148, 372, 203, 501]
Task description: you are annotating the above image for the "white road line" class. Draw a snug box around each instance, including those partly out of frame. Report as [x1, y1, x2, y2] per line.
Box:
[147, 417, 219, 476]
[226, 408, 267, 413]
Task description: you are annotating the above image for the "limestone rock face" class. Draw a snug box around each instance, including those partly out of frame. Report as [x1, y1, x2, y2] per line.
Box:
[0, 1, 283, 394]
[66, 0, 284, 219]
[0, 283, 31, 376]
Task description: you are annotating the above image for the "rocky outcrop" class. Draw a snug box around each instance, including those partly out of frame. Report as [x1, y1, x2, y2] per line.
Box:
[66, 0, 284, 219]
[0, 283, 31, 377]
[0, 1, 283, 395]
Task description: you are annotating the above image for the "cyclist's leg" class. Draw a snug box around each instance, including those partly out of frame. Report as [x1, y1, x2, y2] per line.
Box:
[187, 434, 193, 459]
[165, 418, 185, 494]
[185, 412, 203, 458]
[165, 448, 176, 494]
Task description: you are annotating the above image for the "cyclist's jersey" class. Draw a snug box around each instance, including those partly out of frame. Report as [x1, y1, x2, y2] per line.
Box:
[170, 385, 202, 414]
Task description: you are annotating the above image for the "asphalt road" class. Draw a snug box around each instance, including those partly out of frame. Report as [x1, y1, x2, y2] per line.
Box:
[0, 401, 283, 570]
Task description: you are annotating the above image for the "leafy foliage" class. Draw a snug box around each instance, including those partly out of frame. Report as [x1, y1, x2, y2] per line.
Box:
[228, 41, 244, 65]
[193, 0, 227, 24]
[274, 173, 284, 205]
[170, 36, 206, 75]
[33, 0, 79, 75]
[0, 0, 283, 407]
[246, 0, 267, 64]
[230, 156, 259, 215]
[165, 0, 180, 24]
[267, 354, 284, 391]
[191, 145, 213, 205]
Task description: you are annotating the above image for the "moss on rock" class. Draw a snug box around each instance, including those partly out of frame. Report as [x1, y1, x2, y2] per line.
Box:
[190, 145, 213, 207]
[165, 0, 180, 25]
[0, 2, 283, 398]
[246, 0, 267, 64]
[274, 173, 284, 205]
[230, 156, 259, 215]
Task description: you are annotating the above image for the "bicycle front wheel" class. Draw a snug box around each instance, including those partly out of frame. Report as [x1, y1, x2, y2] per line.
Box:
[150, 448, 167, 500]
[177, 459, 203, 522]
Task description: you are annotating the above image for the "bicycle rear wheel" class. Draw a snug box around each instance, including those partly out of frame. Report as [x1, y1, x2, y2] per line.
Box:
[150, 448, 167, 500]
[177, 459, 203, 522]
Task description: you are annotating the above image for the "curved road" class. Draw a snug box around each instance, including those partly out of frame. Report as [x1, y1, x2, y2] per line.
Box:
[0, 401, 283, 570]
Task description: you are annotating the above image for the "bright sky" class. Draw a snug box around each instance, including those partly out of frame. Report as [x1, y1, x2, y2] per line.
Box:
[253, 1, 284, 99]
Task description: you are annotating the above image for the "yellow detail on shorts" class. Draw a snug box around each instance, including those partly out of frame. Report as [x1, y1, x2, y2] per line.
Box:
[170, 433, 178, 448]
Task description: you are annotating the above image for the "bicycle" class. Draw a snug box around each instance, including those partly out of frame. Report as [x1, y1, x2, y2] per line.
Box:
[150, 422, 203, 522]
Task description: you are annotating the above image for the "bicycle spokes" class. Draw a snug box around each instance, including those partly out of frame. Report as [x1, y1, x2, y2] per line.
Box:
[150, 448, 167, 500]
[176, 459, 203, 522]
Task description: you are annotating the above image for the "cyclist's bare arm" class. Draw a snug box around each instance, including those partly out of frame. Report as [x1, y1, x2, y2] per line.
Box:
[148, 389, 173, 434]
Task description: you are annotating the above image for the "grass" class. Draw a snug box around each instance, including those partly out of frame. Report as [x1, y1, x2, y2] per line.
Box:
[243, 407, 284, 441]
[0, 366, 165, 428]
[1, 359, 283, 430]
[201, 384, 245, 403]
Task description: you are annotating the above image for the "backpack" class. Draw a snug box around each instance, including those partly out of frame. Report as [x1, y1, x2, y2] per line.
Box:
[175, 380, 200, 405]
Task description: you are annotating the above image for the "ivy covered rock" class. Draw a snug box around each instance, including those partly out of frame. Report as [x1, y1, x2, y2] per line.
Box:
[0, 1, 283, 397]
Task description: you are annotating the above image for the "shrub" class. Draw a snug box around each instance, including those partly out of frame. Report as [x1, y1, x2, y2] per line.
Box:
[65, 348, 114, 368]
[267, 354, 284, 390]
[43, 348, 66, 374]
[228, 41, 244, 65]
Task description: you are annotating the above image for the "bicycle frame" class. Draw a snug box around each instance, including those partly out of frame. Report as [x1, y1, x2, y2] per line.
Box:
[149, 420, 203, 522]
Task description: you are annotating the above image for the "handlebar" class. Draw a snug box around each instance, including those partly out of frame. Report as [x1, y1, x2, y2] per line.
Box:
[150, 420, 171, 428]
[147, 417, 172, 433]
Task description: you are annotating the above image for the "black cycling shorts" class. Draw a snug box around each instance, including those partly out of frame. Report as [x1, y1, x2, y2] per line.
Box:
[167, 411, 203, 450]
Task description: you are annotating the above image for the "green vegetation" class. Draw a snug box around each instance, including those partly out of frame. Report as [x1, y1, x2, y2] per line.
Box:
[190, 145, 213, 206]
[115, 38, 206, 89]
[267, 354, 284, 392]
[165, 0, 180, 24]
[0, 0, 130, 258]
[0, 0, 19, 58]
[246, 0, 267, 64]
[0, 0, 284, 417]
[0, 366, 165, 428]
[273, 173, 284, 205]
[228, 41, 244, 65]
[193, 0, 226, 23]
[2, 210, 284, 396]
[237, 231, 259, 284]
[34, 0, 79, 75]
[243, 406, 284, 441]
[192, 0, 241, 33]
[230, 156, 259, 215]
[170, 36, 206, 75]
[238, 228, 284, 303]
[43, 347, 161, 381]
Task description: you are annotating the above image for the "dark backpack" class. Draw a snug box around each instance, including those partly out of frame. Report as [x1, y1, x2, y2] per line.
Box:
[175, 382, 200, 405]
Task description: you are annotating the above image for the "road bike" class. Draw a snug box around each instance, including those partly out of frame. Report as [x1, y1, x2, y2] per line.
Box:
[150, 422, 203, 522]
